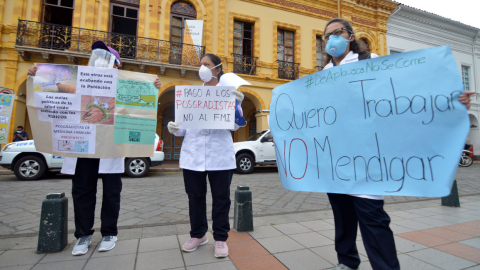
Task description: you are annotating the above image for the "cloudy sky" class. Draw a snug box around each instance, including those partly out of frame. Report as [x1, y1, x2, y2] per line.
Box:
[397, 0, 480, 29]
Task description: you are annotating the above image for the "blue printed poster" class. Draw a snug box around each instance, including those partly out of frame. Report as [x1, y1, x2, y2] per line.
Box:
[269, 46, 469, 197]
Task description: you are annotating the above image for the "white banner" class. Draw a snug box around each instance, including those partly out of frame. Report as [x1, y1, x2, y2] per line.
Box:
[175, 86, 235, 129]
[184, 20, 203, 47]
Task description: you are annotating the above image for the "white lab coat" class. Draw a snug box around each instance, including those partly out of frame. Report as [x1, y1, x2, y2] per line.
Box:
[60, 157, 125, 175]
[174, 81, 241, 172]
[324, 51, 383, 200]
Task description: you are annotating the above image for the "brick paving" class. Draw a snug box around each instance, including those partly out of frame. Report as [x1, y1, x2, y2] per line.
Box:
[1, 164, 480, 237]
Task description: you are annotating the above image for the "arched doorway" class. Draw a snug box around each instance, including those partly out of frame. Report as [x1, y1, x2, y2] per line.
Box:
[162, 106, 183, 160]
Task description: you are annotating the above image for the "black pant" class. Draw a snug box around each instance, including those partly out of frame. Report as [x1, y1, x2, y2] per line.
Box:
[72, 158, 122, 239]
[183, 169, 233, 241]
[327, 193, 400, 270]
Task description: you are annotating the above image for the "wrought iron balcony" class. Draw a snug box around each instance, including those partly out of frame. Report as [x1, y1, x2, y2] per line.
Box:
[232, 54, 258, 75]
[15, 20, 205, 67]
[276, 60, 300, 80]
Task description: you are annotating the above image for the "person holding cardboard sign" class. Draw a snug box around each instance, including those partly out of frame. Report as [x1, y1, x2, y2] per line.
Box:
[321, 18, 473, 270]
[28, 41, 162, 256]
[167, 54, 244, 258]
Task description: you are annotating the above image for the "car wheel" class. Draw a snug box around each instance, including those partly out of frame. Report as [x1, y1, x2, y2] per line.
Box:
[125, 158, 150, 178]
[14, 156, 47, 180]
[236, 153, 255, 174]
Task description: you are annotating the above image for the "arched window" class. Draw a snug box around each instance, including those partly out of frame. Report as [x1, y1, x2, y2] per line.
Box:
[169, 1, 197, 64]
[358, 37, 371, 53]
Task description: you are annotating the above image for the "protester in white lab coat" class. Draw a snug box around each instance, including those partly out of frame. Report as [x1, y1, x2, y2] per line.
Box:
[167, 54, 245, 258]
[28, 40, 162, 256]
[321, 18, 473, 270]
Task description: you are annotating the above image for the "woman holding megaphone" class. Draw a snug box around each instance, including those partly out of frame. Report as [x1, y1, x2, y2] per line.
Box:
[167, 54, 244, 258]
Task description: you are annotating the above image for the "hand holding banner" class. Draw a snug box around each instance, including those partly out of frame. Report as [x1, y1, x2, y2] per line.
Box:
[269, 46, 469, 197]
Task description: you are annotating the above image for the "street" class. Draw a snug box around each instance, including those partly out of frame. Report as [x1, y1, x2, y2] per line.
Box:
[1, 164, 479, 237]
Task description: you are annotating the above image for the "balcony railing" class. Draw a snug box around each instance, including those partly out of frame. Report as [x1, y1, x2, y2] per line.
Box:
[15, 20, 205, 66]
[277, 60, 300, 80]
[232, 54, 258, 75]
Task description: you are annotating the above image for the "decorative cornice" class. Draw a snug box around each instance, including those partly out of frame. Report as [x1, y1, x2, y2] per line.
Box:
[387, 27, 474, 54]
[241, 0, 337, 20]
[390, 7, 479, 37]
[352, 17, 376, 27]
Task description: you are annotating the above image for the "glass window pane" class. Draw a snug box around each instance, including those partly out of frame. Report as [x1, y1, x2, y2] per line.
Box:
[233, 31, 242, 38]
[286, 31, 293, 39]
[126, 8, 138, 19]
[45, 0, 58, 5]
[277, 45, 284, 53]
[286, 55, 293, 62]
[61, 0, 74, 7]
[277, 30, 283, 40]
[286, 41, 293, 47]
[316, 52, 323, 59]
[171, 36, 181, 43]
[234, 21, 242, 30]
[277, 53, 284, 61]
[233, 47, 242, 54]
[172, 17, 182, 27]
[234, 39, 242, 46]
[317, 60, 322, 66]
[113, 6, 124, 16]
[172, 27, 182, 36]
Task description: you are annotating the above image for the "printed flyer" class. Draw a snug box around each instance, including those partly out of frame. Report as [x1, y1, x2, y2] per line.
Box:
[0, 93, 14, 144]
[27, 64, 158, 158]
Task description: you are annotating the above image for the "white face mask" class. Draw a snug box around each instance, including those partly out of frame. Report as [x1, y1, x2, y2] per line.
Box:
[199, 63, 222, 82]
[16, 131, 22, 133]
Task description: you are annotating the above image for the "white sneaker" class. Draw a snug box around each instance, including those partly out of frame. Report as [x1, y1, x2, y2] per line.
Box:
[72, 235, 92, 256]
[98, 236, 118, 252]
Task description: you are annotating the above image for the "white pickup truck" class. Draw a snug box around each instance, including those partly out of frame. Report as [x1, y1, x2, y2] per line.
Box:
[0, 134, 164, 180]
[233, 130, 276, 174]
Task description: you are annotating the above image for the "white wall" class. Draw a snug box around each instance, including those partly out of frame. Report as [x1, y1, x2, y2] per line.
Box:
[387, 5, 480, 154]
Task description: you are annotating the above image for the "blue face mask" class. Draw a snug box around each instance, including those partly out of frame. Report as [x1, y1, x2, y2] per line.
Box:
[325, 35, 350, 57]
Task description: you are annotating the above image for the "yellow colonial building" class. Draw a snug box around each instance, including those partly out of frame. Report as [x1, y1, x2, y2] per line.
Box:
[0, 0, 396, 160]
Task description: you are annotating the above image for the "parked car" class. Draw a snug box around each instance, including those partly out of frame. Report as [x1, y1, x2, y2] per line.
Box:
[233, 130, 276, 174]
[0, 134, 164, 180]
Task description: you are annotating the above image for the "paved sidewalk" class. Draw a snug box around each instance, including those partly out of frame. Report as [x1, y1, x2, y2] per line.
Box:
[0, 195, 479, 270]
[2, 165, 480, 237]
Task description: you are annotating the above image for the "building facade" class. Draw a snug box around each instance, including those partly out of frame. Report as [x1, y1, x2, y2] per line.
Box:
[0, 0, 396, 160]
[387, 5, 480, 154]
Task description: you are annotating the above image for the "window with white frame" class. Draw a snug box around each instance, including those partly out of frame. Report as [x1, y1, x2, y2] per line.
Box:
[462, 65, 470, 91]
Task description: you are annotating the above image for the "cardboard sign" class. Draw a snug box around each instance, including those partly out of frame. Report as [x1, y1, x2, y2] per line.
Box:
[27, 64, 158, 158]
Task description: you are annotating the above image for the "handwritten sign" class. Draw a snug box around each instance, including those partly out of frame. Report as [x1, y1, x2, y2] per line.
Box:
[175, 86, 236, 129]
[269, 46, 469, 197]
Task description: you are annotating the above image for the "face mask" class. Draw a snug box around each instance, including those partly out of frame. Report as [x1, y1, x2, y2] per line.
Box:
[88, 49, 117, 68]
[199, 63, 222, 82]
[16, 131, 22, 133]
[325, 35, 351, 57]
